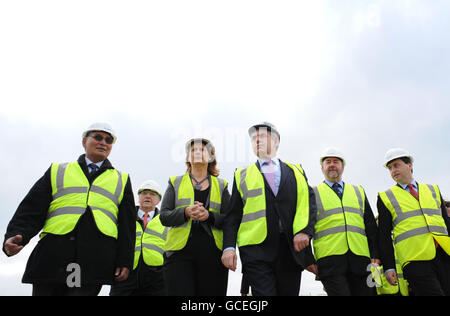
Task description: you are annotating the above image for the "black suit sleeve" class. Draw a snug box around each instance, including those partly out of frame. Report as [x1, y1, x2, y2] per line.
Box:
[3, 166, 53, 254]
[116, 176, 136, 269]
[223, 177, 244, 249]
[377, 195, 396, 271]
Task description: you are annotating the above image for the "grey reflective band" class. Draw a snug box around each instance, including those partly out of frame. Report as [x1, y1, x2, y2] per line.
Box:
[210, 201, 221, 211]
[91, 207, 118, 224]
[145, 227, 169, 240]
[314, 225, 366, 240]
[56, 162, 69, 192]
[136, 231, 142, 238]
[47, 206, 86, 220]
[90, 185, 119, 206]
[427, 185, 441, 210]
[394, 225, 448, 244]
[241, 209, 266, 223]
[173, 176, 192, 207]
[142, 243, 165, 255]
[352, 185, 364, 214]
[313, 186, 364, 222]
[53, 163, 123, 208]
[385, 188, 444, 228]
[135, 245, 142, 252]
[239, 168, 263, 203]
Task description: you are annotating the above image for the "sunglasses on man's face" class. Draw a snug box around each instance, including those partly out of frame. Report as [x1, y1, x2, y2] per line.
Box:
[90, 134, 114, 145]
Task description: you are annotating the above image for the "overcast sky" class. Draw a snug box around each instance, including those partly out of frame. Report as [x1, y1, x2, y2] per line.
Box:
[1, 0, 449, 296]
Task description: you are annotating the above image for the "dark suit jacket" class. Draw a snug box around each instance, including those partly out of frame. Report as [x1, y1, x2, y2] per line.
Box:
[223, 160, 317, 268]
[3, 154, 136, 285]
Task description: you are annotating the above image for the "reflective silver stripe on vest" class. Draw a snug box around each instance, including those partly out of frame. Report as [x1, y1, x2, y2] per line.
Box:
[315, 225, 366, 240]
[173, 175, 191, 207]
[89, 170, 123, 207]
[239, 168, 263, 204]
[142, 243, 165, 255]
[385, 189, 444, 228]
[144, 226, 169, 240]
[394, 226, 449, 244]
[47, 206, 86, 219]
[91, 206, 118, 224]
[241, 209, 266, 223]
[135, 245, 142, 252]
[239, 167, 266, 223]
[53, 164, 123, 208]
[427, 185, 441, 210]
[313, 186, 364, 222]
[352, 185, 364, 214]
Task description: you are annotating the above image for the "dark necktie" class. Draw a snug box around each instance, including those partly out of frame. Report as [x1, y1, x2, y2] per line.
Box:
[88, 163, 99, 174]
[332, 182, 343, 199]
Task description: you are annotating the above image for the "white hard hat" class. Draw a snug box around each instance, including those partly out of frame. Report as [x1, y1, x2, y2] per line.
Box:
[138, 180, 163, 198]
[320, 147, 346, 166]
[383, 148, 414, 168]
[82, 122, 117, 144]
[248, 121, 280, 140]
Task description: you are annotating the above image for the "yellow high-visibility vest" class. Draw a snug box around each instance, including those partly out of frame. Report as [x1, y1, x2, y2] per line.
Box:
[312, 183, 370, 260]
[379, 183, 450, 268]
[164, 174, 227, 251]
[134, 214, 168, 269]
[43, 161, 128, 239]
[235, 162, 310, 247]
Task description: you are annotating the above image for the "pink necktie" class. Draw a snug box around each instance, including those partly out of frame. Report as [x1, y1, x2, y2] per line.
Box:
[143, 213, 149, 228]
[263, 160, 276, 195]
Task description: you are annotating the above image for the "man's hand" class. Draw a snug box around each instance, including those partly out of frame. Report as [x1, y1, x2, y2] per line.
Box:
[4, 235, 24, 256]
[385, 270, 398, 286]
[114, 267, 130, 282]
[305, 264, 318, 275]
[221, 249, 237, 272]
[293, 233, 310, 252]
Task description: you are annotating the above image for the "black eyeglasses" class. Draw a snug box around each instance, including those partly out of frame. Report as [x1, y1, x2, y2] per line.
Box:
[90, 134, 114, 145]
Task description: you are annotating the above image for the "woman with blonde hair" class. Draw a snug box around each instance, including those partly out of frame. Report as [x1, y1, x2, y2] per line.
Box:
[160, 138, 230, 296]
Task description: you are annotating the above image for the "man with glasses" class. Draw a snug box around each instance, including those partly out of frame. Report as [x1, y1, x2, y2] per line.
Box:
[3, 122, 136, 296]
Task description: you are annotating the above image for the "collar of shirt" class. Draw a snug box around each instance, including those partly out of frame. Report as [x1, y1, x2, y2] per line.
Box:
[398, 179, 418, 191]
[258, 157, 280, 170]
[138, 208, 156, 221]
[85, 157, 104, 170]
[324, 179, 344, 191]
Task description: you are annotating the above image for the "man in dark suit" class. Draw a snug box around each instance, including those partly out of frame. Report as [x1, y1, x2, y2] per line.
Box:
[311, 148, 379, 296]
[221, 122, 317, 296]
[3, 122, 136, 296]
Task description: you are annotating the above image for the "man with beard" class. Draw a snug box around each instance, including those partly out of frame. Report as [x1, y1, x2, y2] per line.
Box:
[311, 148, 379, 296]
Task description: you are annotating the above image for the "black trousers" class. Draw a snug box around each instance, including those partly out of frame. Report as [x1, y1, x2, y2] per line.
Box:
[320, 272, 375, 296]
[242, 234, 303, 296]
[164, 228, 228, 296]
[403, 246, 450, 296]
[32, 283, 102, 296]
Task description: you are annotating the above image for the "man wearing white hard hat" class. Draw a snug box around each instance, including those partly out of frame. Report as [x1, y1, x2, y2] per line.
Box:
[3, 122, 136, 296]
[378, 148, 450, 295]
[311, 148, 379, 296]
[222, 122, 317, 296]
[110, 180, 168, 296]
